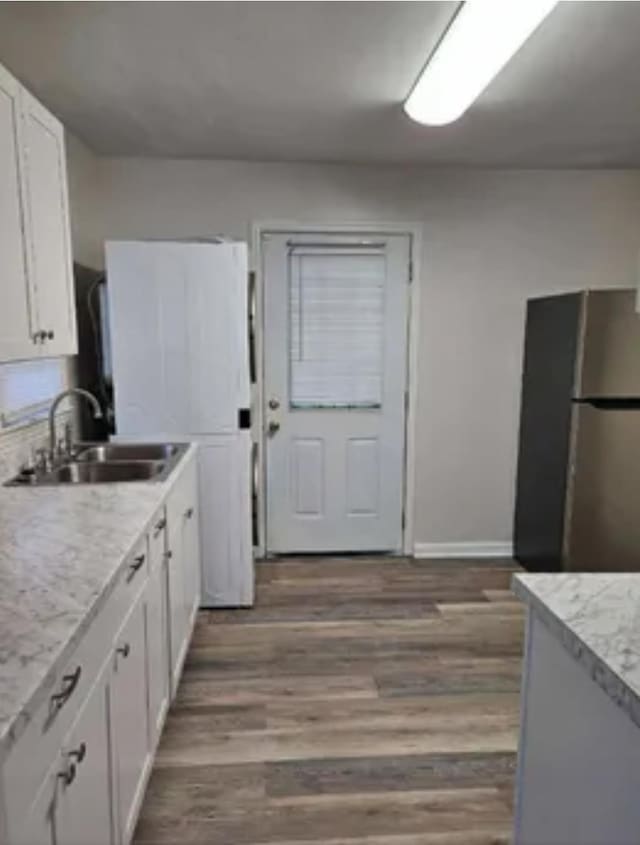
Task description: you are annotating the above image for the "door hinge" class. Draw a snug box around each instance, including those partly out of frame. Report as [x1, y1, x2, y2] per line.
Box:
[408, 260, 413, 283]
[401, 510, 406, 531]
[404, 389, 409, 413]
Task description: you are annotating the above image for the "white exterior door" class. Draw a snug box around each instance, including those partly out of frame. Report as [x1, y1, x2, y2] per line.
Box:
[263, 232, 411, 553]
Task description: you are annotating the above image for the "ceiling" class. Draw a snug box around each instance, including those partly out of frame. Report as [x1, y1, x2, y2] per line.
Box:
[0, 1, 640, 166]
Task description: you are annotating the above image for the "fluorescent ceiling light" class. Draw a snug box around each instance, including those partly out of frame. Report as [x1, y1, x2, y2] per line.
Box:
[404, 0, 558, 126]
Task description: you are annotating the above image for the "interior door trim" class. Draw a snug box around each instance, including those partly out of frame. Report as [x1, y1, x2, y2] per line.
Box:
[251, 220, 423, 558]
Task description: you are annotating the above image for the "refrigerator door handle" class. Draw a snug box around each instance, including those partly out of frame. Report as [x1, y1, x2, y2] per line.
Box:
[251, 441, 259, 548]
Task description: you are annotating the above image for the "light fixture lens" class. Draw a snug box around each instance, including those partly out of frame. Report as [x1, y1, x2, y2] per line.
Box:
[404, 0, 558, 126]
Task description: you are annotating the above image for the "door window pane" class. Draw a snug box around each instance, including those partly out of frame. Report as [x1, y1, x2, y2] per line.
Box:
[289, 249, 385, 409]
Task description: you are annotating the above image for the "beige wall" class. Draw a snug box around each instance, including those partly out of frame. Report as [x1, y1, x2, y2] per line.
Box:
[65, 131, 103, 269]
[86, 158, 640, 549]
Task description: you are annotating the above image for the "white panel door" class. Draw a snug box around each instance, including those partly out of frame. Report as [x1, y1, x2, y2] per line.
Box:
[21, 89, 76, 357]
[0, 64, 36, 361]
[264, 233, 410, 553]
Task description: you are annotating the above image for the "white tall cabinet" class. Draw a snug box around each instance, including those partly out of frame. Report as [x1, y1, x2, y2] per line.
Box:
[0, 61, 77, 362]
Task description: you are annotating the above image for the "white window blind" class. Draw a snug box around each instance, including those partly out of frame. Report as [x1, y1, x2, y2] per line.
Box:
[289, 249, 386, 409]
[0, 359, 66, 428]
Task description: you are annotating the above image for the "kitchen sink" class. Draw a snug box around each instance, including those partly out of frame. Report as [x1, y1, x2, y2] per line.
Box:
[47, 460, 166, 484]
[75, 443, 180, 463]
[4, 442, 188, 486]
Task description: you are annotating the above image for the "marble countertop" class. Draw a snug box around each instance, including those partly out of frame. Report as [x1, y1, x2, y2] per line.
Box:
[513, 572, 640, 728]
[0, 444, 196, 759]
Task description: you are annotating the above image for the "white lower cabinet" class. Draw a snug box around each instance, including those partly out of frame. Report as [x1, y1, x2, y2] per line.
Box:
[1, 450, 201, 845]
[13, 759, 59, 845]
[145, 544, 170, 749]
[166, 456, 201, 696]
[57, 663, 113, 845]
[15, 662, 112, 845]
[111, 591, 151, 845]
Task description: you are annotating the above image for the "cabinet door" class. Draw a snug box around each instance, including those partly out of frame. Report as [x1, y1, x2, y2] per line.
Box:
[180, 459, 201, 630]
[146, 551, 170, 749]
[13, 760, 59, 845]
[111, 595, 151, 845]
[20, 88, 77, 357]
[57, 664, 113, 845]
[166, 502, 187, 698]
[0, 63, 36, 361]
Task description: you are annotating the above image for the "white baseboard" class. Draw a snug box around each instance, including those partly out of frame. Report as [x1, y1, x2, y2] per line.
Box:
[413, 541, 513, 559]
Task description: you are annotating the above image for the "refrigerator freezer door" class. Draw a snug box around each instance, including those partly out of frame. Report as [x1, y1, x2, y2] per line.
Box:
[565, 404, 640, 571]
[578, 289, 640, 399]
[107, 240, 249, 436]
[514, 293, 582, 570]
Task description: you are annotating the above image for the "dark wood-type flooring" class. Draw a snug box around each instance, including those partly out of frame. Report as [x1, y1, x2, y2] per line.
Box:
[135, 557, 525, 845]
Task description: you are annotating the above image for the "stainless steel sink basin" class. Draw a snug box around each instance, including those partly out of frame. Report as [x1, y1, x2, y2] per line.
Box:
[75, 443, 180, 463]
[3, 442, 188, 486]
[47, 461, 166, 484]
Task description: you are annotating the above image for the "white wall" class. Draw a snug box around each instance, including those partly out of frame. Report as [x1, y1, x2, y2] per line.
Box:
[90, 159, 640, 550]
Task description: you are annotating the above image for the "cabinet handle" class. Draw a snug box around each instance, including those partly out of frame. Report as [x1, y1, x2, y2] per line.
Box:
[50, 666, 82, 711]
[32, 330, 45, 344]
[184, 506, 194, 520]
[116, 643, 130, 659]
[58, 761, 76, 788]
[67, 742, 86, 764]
[164, 550, 173, 561]
[46, 330, 55, 340]
[127, 553, 146, 582]
[153, 517, 166, 537]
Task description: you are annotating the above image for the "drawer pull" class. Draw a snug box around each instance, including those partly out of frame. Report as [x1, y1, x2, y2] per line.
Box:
[50, 666, 82, 711]
[127, 553, 146, 582]
[185, 506, 194, 520]
[67, 742, 87, 764]
[153, 517, 166, 537]
[117, 643, 130, 659]
[58, 761, 76, 788]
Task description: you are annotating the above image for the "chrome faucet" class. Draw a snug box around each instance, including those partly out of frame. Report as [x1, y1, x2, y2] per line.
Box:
[48, 389, 103, 460]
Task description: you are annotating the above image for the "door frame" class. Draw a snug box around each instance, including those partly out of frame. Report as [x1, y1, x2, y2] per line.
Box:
[251, 221, 422, 558]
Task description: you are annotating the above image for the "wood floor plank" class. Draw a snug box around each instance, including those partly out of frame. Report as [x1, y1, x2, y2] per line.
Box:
[134, 557, 523, 844]
[266, 751, 516, 796]
[135, 787, 511, 844]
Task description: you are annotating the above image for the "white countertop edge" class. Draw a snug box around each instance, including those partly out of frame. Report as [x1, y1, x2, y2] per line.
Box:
[512, 572, 640, 732]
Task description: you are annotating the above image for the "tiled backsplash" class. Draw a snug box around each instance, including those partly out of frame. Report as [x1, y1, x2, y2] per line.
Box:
[0, 411, 77, 482]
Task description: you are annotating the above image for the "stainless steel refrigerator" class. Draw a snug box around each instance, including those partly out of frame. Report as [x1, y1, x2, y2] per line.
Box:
[514, 288, 640, 572]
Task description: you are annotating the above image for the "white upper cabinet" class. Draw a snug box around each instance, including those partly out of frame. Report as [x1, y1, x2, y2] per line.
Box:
[0, 64, 36, 360]
[0, 61, 77, 362]
[21, 89, 76, 357]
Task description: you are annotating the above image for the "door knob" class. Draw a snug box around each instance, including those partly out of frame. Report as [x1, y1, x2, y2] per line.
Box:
[267, 420, 280, 436]
[268, 398, 280, 410]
